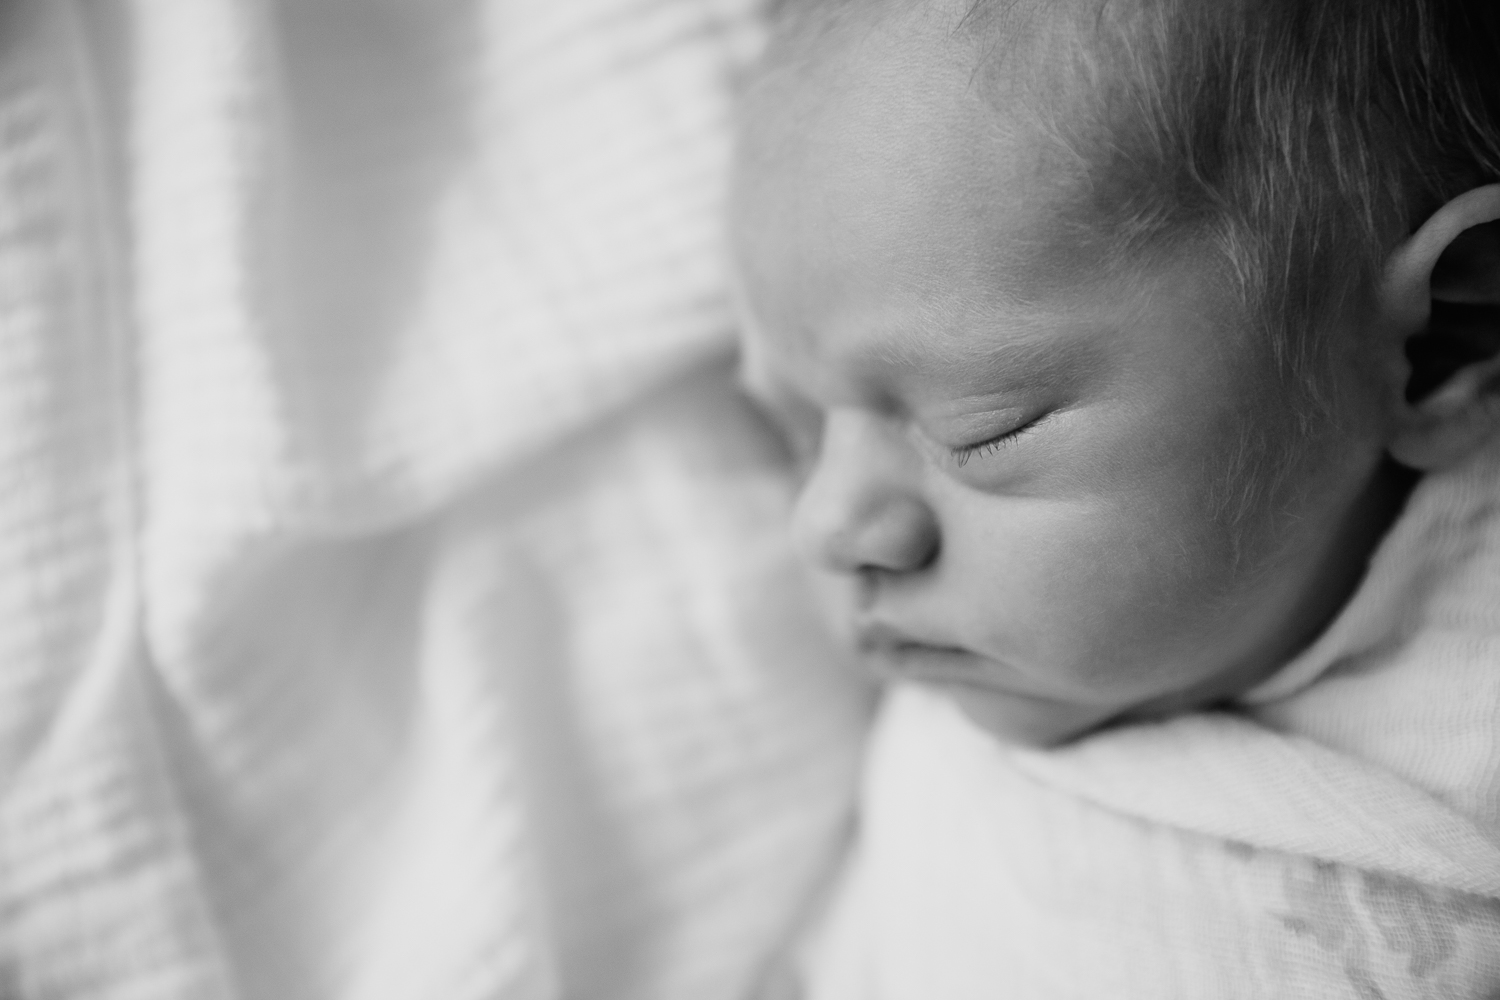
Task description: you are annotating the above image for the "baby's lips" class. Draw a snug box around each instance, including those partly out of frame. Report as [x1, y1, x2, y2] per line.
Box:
[853, 619, 962, 656]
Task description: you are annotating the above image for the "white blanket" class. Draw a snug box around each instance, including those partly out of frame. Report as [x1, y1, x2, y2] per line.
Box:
[0, 2, 871, 998]
[801, 437, 1500, 998]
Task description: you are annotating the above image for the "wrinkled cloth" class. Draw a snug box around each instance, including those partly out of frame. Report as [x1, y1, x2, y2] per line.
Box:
[0, 2, 870, 998]
[800, 437, 1500, 999]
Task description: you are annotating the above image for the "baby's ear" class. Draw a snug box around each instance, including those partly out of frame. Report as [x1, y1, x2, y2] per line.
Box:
[1382, 184, 1500, 471]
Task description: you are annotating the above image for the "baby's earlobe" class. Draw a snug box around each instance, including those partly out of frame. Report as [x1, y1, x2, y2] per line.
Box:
[1388, 351, 1500, 470]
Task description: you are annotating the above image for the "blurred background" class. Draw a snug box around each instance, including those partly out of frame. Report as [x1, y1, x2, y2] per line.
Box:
[0, 2, 872, 997]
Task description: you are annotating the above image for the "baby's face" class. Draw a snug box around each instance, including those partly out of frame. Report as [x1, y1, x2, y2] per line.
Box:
[731, 2, 1397, 745]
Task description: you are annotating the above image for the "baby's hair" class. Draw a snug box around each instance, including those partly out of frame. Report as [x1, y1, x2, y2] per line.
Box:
[1054, 0, 1500, 387]
[759, 0, 1500, 392]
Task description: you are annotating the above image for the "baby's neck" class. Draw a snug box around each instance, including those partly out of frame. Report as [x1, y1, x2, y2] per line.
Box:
[1284, 455, 1421, 659]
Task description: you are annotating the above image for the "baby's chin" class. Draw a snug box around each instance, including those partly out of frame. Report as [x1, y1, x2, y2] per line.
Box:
[938, 683, 1122, 749]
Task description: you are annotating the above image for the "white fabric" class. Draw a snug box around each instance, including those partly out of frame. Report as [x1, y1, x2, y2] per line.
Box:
[802, 437, 1500, 999]
[0, 2, 871, 998]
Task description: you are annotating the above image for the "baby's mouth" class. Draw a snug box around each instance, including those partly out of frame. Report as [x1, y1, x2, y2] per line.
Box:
[853, 623, 984, 684]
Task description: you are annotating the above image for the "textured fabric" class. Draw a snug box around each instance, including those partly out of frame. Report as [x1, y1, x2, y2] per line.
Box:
[0, 2, 870, 998]
[801, 436, 1500, 999]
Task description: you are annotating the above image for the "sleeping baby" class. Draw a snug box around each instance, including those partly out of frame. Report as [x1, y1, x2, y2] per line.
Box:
[731, 0, 1500, 995]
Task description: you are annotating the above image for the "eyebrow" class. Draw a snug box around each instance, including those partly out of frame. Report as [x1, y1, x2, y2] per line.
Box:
[870, 319, 1101, 396]
[738, 303, 1107, 411]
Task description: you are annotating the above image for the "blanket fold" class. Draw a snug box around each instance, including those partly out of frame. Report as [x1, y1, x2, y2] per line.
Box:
[0, 2, 873, 998]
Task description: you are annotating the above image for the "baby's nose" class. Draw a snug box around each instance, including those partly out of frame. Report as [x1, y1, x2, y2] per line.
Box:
[793, 411, 939, 575]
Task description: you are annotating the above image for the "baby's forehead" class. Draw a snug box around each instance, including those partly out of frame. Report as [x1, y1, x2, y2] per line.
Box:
[744, 0, 1147, 255]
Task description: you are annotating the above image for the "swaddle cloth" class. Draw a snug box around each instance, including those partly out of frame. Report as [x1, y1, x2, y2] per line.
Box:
[799, 434, 1500, 999]
[0, 2, 872, 999]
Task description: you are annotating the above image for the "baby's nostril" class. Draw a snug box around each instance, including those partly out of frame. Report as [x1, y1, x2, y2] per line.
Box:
[915, 533, 940, 571]
[845, 499, 939, 575]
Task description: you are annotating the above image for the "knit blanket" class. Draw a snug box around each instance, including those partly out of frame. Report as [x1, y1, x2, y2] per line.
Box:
[797, 436, 1500, 998]
[0, 2, 870, 998]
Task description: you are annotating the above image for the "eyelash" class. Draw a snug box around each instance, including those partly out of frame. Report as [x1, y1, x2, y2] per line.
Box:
[949, 415, 1045, 467]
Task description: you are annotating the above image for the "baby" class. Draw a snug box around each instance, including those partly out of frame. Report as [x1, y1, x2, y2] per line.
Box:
[731, 0, 1500, 995]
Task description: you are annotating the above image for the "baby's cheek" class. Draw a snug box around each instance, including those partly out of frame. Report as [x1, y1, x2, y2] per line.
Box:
[1013, 504, 1241, 689]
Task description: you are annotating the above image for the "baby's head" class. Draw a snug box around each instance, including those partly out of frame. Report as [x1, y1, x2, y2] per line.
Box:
[730, 0, 1500, 745]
